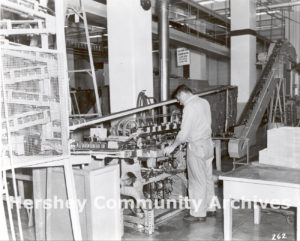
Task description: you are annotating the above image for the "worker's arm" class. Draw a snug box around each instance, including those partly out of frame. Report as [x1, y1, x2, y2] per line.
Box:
[164, 105, 193, 155]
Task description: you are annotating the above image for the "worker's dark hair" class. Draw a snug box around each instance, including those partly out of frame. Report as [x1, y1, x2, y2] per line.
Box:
[173, 84, 193, 98]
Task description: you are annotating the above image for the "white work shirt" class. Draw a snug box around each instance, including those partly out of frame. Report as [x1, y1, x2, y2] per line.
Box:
[176, 95, 212, 144]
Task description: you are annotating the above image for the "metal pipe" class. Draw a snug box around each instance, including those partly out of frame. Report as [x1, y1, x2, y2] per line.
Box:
[224, 88, 229, 132]
[159, 0, 169, 102]
[69, 86, 236, 131]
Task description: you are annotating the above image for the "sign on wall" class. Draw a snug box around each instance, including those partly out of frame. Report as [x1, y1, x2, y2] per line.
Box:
[177, 48, 190, 66]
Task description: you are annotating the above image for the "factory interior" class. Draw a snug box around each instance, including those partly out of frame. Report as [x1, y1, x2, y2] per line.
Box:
[1, 0, 300, 240]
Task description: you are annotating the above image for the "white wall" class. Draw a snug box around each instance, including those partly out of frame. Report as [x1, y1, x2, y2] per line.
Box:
[170, 48, 183, 77]
[153, 46, 230, 95]
[207, 56, 230, 85]
[190, 50, 207, 80]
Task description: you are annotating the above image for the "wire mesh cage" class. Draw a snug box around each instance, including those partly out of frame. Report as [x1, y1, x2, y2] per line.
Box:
[0, 0, 68, 165]
[0, 1, 70, 240]
[1, 40, 65, 158]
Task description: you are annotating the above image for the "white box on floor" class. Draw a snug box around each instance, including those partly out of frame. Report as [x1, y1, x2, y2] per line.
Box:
[259, 127, 300, 169]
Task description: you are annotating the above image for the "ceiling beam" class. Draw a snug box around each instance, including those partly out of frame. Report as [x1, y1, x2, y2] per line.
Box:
[152, 21, 229, 58]
[178, 0, 230, 25]
[257, 1, 300, 10]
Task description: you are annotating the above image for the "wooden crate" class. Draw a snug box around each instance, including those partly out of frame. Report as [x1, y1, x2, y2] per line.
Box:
[45, 164, 122, 240]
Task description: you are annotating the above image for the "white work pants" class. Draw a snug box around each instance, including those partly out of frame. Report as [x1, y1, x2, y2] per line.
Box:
[187, 139, 215, 217]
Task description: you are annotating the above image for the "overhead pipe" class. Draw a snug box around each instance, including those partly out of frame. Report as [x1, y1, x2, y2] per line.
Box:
[158, 0, 169, 104]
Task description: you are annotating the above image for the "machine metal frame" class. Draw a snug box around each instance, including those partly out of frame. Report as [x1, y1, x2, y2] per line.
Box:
[70, 85, 237, 233]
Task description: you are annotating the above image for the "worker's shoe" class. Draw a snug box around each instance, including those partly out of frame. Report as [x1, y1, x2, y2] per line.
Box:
[206, 211, 217, 217]
[183, 215, 206, 223]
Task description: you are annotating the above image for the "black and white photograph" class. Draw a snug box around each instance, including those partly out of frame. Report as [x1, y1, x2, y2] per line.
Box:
[1, 0, 300, 240]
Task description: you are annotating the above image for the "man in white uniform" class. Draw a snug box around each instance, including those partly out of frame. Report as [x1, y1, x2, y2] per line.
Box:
[164, 85, 216, 222]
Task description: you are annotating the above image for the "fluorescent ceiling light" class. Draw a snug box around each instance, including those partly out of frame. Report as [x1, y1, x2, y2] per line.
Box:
[256, 25, 283, 30]
[267, 10, 280, 14]
[199, 0, 225, 5]
[89, 35, 102, 39]
[256, 12, 267, 16]
[256, 10, 280, 15]
[91, 26, 106, 30]
[199, 1, 214, 5]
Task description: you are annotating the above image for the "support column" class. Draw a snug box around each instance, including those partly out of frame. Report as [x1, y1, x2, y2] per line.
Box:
[230, 0, 256, 120]
[285, 6, 300, 96]
[107, 0, 153, 113]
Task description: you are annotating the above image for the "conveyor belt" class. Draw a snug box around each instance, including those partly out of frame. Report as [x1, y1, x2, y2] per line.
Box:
[229, 40, 297, 158]
[239, 41, 282, 126]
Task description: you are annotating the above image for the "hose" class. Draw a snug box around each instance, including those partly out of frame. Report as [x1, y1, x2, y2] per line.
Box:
[136, 91, 158, 126]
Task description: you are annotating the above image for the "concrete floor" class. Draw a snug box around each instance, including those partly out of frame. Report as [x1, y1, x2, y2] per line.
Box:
[123, 155, 296, 241]
[17, 195, 296, 241]
[9, 156, 297, 240]
[123, 205, 296, 241]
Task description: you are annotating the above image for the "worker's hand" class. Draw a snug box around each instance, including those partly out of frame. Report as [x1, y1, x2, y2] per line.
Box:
[164, 144, 176, 156]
